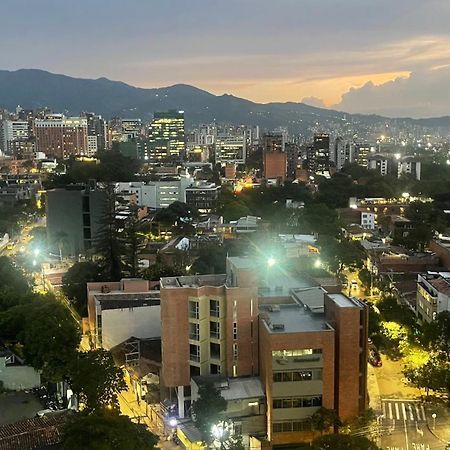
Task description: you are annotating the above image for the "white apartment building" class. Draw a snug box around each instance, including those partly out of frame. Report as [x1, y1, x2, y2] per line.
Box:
[1, 120, 29, 154]
[361, 212, 376, 230]
[116, 175, 193, 209]
[417, 272, 450, 323]
[398, 157, 421, 180]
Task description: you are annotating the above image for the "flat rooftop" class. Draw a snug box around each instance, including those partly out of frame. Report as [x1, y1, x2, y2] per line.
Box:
[160, 274, 227, 289]
[260, 304, 330, 334]
[94, 292, 160, 310]
[327, 293, 361, 308]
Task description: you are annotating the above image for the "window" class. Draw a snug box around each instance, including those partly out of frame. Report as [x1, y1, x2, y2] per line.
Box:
[233, 343, 238, 359]
[210, 299, 220, 317]
[210, 343, 220, 360]
[233, 322, 237, 340]
[189, 323, 199, 341]
[190, 365, 200, 377]
[210, 363, 221, 374]
[210, 321, 220, 339]
[190, 344, 200, 362]
[189, 301, 199, 319]
[273, 396, 322, 409]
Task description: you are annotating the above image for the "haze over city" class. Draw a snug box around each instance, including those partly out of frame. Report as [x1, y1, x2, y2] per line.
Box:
[2, 0, 450, 117]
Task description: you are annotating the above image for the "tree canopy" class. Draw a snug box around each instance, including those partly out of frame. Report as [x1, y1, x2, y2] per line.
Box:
[62, 261, 104, 316]
[192, 381, 227, 443]
[62, 410, 158, 450]
[68, 349, 126, 413]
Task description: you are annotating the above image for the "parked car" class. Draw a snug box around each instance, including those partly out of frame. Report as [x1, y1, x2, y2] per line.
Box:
[351, 280, 358, 290]
[368, 349, 382, 367]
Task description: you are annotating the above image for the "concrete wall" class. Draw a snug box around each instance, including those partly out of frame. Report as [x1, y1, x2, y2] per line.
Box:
[0, 358, 41, 390]
[101, 305, 161, 349]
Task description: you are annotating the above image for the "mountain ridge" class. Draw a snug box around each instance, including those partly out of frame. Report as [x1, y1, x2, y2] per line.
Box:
[0, 69, 449, 131]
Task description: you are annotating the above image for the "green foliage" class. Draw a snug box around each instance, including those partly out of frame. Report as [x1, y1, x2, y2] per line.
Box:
[121, 207, 150, 277]
[358, 268, 372, 290]
[0, 256, 30, 310]
[421, 311, 450, 358]
[403, 354, 450, 395]
[62, 262, 104, 316]
[94, 185, 124, 280]
[19, 297, 81, 382]
[68, 349, 127, 413]
[312, 433, 381, 450]
[311, 407, 342, 433]
[47, 151, 142, 187]
[143, 261, 183, 281]
[191, 245, 227, 275]
[192, 381, 227, 443]
[318, 236, 363, 275]
[62, 410, 158, 450]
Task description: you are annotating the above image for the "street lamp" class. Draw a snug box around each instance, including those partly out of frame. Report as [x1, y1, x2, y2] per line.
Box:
[432, 413, 436, 430]
[267, 257, 276, 267]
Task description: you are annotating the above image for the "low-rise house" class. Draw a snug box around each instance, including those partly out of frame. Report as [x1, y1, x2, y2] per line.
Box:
[0, 348, 40, 391]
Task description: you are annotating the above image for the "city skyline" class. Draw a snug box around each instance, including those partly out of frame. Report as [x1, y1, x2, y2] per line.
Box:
[2, 0, 450, 117]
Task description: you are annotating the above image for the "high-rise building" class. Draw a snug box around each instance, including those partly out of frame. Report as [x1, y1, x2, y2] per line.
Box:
[215, 133, 246, 165]
[1, 120, 30, 155]
[263, 132, 286, 183]
[84, 113, 108, 155]
[398, 156, 421, 180]
[121, 119, 143, 141]
[149, 110, 185, 160]
[34, 115, 88, 159]
[332, 137, 354, 171]
[307, 134, 330, 174]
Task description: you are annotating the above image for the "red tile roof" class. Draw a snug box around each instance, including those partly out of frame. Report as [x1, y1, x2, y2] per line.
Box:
[0, 414, 67, 450]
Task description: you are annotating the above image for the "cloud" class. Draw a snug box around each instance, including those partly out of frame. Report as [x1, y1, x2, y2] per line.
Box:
[334, 67, 450, 118]
[301, 97, 327, 108]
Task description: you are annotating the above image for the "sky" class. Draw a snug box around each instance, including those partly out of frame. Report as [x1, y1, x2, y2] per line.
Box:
[2, 0, 450, 117]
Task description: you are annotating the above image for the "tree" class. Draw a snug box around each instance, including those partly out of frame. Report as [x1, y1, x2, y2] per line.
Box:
[192, 381, 227, 443]
[311, 407, 342, 434]
[94, 185, 123, 280]
[318, 237, 363, 275]
[403, 355, 449, 395]
[62, 262, 104, 316]
[20, 297, 81, 382]
[422, 311, 450, 359]
[68, 349, 127, 413]
[0, 256, 30, 309]
[191, 245, 227, 274]
[62, 410, 158, 450]
[122, 206, 149, 278]
[312, 434, 381, 450]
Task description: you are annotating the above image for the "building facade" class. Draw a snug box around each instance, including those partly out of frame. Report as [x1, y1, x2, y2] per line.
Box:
[149, 111, 185, 160]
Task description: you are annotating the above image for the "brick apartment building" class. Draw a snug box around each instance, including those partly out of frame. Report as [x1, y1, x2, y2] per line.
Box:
[160, 256, 368, 445]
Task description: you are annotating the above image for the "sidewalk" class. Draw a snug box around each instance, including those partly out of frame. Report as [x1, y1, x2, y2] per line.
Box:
[367, 364, 382, 412]
[424, 401, 450, 445]
[118, 385, 180, 450]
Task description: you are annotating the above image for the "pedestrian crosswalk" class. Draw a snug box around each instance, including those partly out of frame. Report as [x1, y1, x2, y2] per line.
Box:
[381, 399, 427, 422]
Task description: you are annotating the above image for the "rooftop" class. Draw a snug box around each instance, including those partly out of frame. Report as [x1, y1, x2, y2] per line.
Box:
[93, 292, 160, 310]
[291, 287, 326, 313]
[327, 293, 361, 308]
[0, 413, 68, 450]
[260, 304, 330, 334]
[193, 375, 265, 401]
[160, 274, 227, 289]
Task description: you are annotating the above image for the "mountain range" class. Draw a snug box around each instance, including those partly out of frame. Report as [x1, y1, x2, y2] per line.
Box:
[1, 69, 450, 132]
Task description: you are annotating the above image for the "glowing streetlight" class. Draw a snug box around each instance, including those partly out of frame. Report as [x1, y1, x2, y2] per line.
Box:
[169, 417, 178, 428]
[432, 413, 436, 430]
[314, 259, 322, 268]
[267, 257, 276, 267]
[33, 248, 40, 257]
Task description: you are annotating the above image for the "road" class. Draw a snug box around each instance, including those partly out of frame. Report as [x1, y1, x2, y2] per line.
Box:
[379, 399, 446, 450]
